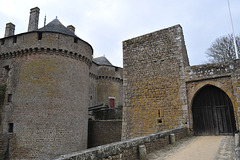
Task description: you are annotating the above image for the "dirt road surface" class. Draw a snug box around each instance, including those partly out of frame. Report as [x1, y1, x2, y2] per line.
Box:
[166, 136, 222, 160]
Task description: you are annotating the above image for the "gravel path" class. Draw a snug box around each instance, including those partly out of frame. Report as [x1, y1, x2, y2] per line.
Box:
[166, 136, 222, 160]
[214, 136, 235, 160]
[147, 136, 230, 160]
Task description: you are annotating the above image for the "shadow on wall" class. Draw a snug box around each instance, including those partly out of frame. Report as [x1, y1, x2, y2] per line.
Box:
[88, 106, 123, 148]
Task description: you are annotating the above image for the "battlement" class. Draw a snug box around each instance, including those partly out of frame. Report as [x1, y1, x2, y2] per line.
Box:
[185, 60, 240, 82]
[89, 73, 123, 82]
[89, 60, 123, 109]
[0, 31, 93, 67]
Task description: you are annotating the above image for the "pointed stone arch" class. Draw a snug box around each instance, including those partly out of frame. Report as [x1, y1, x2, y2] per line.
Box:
[190, 84, 236, 135]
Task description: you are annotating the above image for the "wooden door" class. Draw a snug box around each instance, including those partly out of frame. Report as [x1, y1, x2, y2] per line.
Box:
[192, 85, 236, 136]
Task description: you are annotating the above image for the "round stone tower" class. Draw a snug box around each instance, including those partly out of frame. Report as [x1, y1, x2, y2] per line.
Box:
[0, 8, 93, 159]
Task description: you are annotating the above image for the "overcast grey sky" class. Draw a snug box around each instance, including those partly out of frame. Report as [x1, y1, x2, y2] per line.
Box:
[0, 0, 239, 67]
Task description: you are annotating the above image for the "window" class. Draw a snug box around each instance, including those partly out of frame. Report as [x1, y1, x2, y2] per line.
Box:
[1, 39, 5, 45]
[8, 94, 12, 102]
[74, 37, 78, 43]
[157, 119, 163, 124]
[38, 32, 42, 40]
[8, 123, 13, 133]
[158, 110, 161, 117]
[157, 109, 164, 125]
[13, 36, 17, 43]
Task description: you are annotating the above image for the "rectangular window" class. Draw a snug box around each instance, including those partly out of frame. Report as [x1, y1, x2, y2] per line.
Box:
[8, 94, 12, 102]
[38, 32, 42, 40]
[1, 39, 5, 45]
[74, 37, 78, 43]
[157, 109, 164, 125]
[13, 36, 17, 43]
[8, 123, 13, 133]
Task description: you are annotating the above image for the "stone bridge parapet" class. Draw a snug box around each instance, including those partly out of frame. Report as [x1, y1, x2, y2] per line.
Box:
[55, 127, 188, 160]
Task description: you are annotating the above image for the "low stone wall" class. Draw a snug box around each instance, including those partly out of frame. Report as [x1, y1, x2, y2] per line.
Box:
[93, 108, 123, 120]
[88, 120, 122, 148]
[55, 127, 188, 160]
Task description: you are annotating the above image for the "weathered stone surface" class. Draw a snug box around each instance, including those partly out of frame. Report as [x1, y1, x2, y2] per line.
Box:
[54, 127, 187, 160]
[185, 60, 240, 131]
[4, 23, 15, 38]
[0, 7, 123, 159]
[0, 18, 93, 159]
[122, 25, 189, 140]
[138, 145, 147, 160]
[89, 61, 123, 108]
[88, 120, 122, 148]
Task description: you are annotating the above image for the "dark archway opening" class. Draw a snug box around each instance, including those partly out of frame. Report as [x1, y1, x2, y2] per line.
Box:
[192, 85, 236, 136]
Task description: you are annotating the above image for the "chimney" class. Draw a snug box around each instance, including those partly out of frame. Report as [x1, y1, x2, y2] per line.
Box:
[4, 23, 15, 37]
[67, 25, 75, 33]
[28, 7, 40, 32]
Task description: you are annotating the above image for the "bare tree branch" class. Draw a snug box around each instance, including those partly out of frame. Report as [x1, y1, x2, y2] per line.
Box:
[206, 34, 240, 63]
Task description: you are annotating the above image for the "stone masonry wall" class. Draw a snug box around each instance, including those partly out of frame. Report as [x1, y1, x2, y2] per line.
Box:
[122, 25, 189, 140]
[185, 60, 240, 131]
[89, 62, 98, 107]
[89, 63, 123, 108]
[97, 65, 123, 108]
[3, 54, 89, 159]
[93, 107, 122, 120]
[0, 31, 92, 159]
[0, 32, 92, 63]
[88, 120, 122, 148]
[231, 61, 240, 131]
[55, 127, 187, 160]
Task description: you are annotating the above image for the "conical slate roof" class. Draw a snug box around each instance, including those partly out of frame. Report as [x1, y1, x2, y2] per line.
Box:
[38, 18, 77, 37]
[93, 56, 113, 66]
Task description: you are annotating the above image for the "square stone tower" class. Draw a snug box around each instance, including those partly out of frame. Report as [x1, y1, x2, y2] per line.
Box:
[122, 25, 189, 140]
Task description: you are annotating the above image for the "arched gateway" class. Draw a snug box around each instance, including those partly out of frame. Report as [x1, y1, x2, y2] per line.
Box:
[192, 85, 236, 135]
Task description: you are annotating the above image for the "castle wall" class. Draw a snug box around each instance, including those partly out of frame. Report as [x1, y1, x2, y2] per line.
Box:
[55, 127, 188, 160]
[122, 25, 189, 140]
[89, 63, 123, 108]
[89, 62, 98, 107]
[88, 120, 122, 148]
[0, 31, 92, 159]
[185, 61, 240, 131]
[88, 63, 123, 147]
[0, 32, 92, 62]
[97, 65, 123, 108]
[92, 107, 122, 120]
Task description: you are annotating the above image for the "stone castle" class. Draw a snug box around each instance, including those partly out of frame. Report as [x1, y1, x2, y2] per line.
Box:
[1, 7, 240, 160]
[122, 25, 239, 140]
[0, 7, 122, 159]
